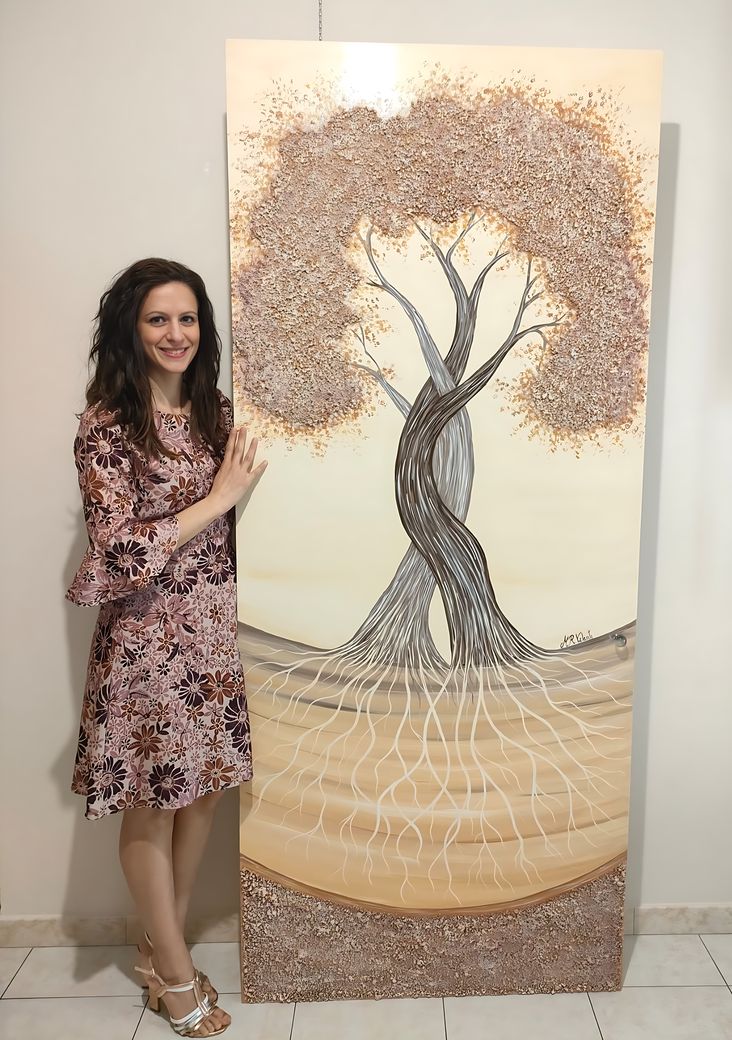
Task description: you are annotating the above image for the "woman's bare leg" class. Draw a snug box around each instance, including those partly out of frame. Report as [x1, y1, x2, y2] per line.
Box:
[119, 806, 229, 1035]
[133, 793, 228, 1011]
[167, 791, 227, 1006]
[171, 790, 225, 933]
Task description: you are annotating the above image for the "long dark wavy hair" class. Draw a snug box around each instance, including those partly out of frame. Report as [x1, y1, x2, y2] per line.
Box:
[85, 258, 226, 459]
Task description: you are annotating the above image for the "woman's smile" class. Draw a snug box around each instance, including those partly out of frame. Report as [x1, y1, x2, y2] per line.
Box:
[157, 344, 192, 360]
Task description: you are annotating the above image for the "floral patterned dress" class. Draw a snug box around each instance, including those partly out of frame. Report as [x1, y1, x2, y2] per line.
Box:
[66, 391, 252, 819]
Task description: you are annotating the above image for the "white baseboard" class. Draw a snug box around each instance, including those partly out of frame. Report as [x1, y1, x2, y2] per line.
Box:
[125, 913, 239, 945]
[0, 913, 238, 948]
[1, 905, 729, 947]
[0, 915, 127, 948]
[634, 903, 732, 934]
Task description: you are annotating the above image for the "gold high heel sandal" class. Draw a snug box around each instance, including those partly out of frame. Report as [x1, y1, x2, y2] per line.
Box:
[134, 962, 228, 1037]
[138, 931, 219, 1005]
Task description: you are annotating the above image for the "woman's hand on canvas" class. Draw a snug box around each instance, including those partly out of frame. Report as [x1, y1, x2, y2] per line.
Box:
[208, 426, 268, 516]
[174, 427, 266, 550]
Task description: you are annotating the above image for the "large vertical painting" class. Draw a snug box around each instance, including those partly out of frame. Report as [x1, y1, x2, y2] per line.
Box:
[226, 40, 662, 1000]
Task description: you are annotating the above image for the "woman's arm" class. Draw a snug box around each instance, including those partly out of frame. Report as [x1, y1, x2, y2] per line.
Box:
[67, 411, 266, 606]
[175, 425, 266, 550]
[67, 416, 181, 605]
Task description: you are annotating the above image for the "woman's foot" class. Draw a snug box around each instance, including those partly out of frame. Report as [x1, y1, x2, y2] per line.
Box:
[155, 974, 231, 1036]
[137, 955, 231, 1037]
[135, 932, 219, 1005]
[194, 967, 219, 1006]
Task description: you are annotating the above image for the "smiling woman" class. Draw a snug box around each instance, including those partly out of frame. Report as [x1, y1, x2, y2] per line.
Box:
[138, 282, 201, 386]
[65, 257, 268, 1037]
[84, 258, 227, 462]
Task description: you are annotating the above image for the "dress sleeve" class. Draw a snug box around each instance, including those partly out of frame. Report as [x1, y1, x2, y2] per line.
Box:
[66, 412, 180, 607]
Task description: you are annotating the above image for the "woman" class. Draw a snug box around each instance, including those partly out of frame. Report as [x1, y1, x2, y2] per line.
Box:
[66, 258, 267, 1036]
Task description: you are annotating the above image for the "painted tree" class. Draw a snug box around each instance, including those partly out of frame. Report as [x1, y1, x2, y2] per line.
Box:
[230, 72, 653, 676]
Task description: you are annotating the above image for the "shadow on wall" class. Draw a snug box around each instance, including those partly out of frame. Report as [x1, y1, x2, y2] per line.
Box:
[625, 122, 680, 917]
[55, 517, 122, 936]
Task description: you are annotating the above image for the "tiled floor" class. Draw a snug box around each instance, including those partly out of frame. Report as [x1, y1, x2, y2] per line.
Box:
[0, 934, 730, 1039]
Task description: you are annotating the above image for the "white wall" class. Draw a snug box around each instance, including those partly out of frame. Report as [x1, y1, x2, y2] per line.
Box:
[1, 0, 729, 924]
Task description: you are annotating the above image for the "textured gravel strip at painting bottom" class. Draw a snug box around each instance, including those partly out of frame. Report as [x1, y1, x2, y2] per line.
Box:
[240, 860, 625, 1002]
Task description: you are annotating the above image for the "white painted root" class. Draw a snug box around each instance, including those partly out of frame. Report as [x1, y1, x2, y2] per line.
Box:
[242, 633, 632, 907]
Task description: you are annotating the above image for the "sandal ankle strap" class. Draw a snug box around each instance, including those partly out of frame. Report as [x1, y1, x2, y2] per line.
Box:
[161, 979, 199, 996]
[159, 979, 214, 1033]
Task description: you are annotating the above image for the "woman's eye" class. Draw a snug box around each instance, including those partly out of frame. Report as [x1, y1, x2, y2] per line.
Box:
[149, 316, 166, 325]
[181, 315, 197, 324]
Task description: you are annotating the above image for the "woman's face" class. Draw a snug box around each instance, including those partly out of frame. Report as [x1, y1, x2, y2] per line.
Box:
[137, 281, 200, 381]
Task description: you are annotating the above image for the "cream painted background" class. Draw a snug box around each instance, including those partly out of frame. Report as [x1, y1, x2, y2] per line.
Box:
[234, 229, 648, 653]
[0, 0, 729, 927]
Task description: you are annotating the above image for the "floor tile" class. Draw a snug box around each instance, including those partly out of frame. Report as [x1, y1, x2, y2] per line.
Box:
[701, 934, 732, 986]
[0, 995, 144, 1040]
[444, 992, 601, 1040]
[622, 934, 726, 986]
[4, 945, 141, 998]
[0, 947, 31, 995]
[189, 941, 240, 995]
[135, 998, 294, 1038]
[591, 986, 732, 1040]
[292, 996, 445, 1040]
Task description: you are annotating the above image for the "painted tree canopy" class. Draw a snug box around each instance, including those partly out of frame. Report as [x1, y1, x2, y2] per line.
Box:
[231, 72, 654, 448]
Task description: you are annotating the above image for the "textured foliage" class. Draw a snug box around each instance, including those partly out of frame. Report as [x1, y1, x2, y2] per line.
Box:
[230, 70, 654, 446]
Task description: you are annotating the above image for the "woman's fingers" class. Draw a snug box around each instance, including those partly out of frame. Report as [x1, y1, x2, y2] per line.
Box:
[223, 426, 238, 463]
[243, 436, 259, 470]
[236, 425, 249, 464]
[222, 425, 267, 491]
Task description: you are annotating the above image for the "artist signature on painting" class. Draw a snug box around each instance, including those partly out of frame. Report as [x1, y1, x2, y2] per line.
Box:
[560, 630, 593, 649]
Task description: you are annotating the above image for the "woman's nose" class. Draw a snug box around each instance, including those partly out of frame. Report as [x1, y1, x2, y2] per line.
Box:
[166, 322, 185, 343]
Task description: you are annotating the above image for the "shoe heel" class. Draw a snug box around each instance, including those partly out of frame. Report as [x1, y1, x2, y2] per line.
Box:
[139, 969, 163, 1014]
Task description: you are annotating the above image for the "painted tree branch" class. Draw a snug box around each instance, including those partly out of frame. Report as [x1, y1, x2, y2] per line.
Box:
[341, 222, 486, 670]
[351, 328, 412, 419]
[360, 226, 455, 396]
[393, 261, 563, 668]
